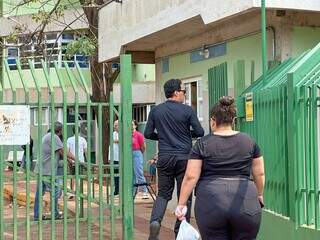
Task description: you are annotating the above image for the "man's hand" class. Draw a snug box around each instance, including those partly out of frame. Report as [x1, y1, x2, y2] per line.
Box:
[67, 158, 74, 167]
[148, 159, 156, 165]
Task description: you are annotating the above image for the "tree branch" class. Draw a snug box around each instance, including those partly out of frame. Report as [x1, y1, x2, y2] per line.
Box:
[46, 12, 86, 68]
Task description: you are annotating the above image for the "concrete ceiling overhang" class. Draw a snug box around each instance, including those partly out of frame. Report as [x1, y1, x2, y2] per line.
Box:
[98, 0, 320, 63]
[110, 9, 260, 64]
[120, 15, 211, 64]
[124, 15, 210, 52]
[98, 0, 257, 63]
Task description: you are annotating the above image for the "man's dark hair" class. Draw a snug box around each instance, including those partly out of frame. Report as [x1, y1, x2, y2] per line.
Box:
[54, 121, 63, 134]
[210, 96, 237, 126]
[163, 79, 182, 98]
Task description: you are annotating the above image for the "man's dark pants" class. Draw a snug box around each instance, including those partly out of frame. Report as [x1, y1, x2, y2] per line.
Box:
[150, 155, 192, 236]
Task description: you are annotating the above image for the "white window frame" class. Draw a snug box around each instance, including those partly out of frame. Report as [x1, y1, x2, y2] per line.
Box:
[182, 76, 203, 122]
[33, 108, 49, 126]
[4, 32, 89, 69]
[32, 107, 63, 126]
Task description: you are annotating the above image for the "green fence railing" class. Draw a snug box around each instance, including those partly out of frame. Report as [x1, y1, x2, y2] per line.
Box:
[0, 54, 133, 239]
[237, 43, 320, 233]
[208, 62, 228, 112]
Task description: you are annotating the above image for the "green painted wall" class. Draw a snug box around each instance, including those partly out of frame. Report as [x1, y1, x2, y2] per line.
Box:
[258, 210, 320, 240]
[115, 63, 155, 83]
[160, 26, 320, 98]
[292, 26, 320, 57]
[161, 33, 268, 97]
[132, 64, 155, 82]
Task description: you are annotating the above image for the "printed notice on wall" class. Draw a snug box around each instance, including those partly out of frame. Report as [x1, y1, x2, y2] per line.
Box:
[245, 93, 254, 122]
[0, 105, 30, 145]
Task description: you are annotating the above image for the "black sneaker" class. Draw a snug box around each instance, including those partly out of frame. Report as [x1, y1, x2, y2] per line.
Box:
[55, 213, 63, 220]
[148, 221, 160, 240]
[34, 215, 47, 221]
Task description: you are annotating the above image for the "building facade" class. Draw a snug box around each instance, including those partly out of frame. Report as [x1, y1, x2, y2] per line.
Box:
[0, 0, 156, 162]
[98, 1, 320, 239]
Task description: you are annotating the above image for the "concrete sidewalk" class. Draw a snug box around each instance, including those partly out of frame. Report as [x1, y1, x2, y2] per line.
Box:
[2, 169, 199, 239]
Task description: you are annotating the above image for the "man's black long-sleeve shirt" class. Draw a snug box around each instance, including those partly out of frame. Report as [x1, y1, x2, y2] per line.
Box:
[144, 100, 204, 160]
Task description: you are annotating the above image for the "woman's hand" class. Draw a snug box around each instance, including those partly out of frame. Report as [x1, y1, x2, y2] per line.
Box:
[258, 195, 264, 208]
[175, 205, 187, 221]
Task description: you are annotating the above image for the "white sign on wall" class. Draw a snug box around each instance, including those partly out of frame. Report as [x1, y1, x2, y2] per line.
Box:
[0, 105, 30, 145]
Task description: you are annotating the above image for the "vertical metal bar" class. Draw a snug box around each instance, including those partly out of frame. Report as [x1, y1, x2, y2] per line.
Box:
[208, 68, 211, 110]
[311, 83, 319, 228]
[64, 62, 81, 238]
[86, 99, 93, 240]
[75, 61, 93, 240]
[251, 60, 255, 84]
[0, 78, 4, 240]
[4, 60, 18, 240]
[98, 104, 104, 240]
[109, 93, 115, 239]
[120, 54, 133, 240]
[29, 60, 43, 240]
[118, 105, 123, 217]
[302, 86, 311, 225]
[41, 60, 57, 240]
[287, 72, 298, 224]
[17, 59, 31, 240]
[315, 79, 320, 229]
[261, 0, 267, 85]
[234, 60, 245, 97]
[297, 86, 305, 225]
[224, 62, 228, 96]
[54, 62, 68, 240]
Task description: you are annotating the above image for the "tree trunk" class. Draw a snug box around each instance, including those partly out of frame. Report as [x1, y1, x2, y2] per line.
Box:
[82, 2, 119, 164]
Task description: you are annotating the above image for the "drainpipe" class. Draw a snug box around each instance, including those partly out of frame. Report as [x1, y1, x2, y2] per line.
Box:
[261, 0, 267, 85]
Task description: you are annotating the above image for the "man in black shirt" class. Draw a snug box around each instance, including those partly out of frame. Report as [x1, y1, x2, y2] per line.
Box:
[144, 78, 204, 239]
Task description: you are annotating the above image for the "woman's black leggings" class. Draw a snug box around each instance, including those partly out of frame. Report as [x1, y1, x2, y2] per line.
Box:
[195, 179, 262, 240]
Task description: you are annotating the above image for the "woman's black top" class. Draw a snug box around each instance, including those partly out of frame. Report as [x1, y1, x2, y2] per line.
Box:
[189, 132, 261, 180]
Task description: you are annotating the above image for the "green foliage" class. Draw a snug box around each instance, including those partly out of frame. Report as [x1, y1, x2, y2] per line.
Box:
[6, 24, 28, 43]
[31, 9, 50, 23]
[64, 36, 96, 57]
[54, 4, 66, 18]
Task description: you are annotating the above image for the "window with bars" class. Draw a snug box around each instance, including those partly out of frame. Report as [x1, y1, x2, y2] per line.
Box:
[133, 104, 154, 123]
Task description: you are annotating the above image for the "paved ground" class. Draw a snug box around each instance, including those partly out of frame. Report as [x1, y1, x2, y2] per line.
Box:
[2, 169, 198, 239]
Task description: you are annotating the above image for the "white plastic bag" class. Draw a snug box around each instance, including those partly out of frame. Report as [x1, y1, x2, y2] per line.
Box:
[176, 220, 200, 240]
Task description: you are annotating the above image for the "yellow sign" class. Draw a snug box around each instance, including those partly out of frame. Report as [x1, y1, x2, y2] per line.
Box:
[245, 93, 254, 121]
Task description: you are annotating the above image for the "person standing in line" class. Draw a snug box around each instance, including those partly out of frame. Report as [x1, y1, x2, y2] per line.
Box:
[34, 122, 75, 220]
[132, 120, 149, 199]
[175, 96, 265, 240]
[67, 125, 87, 199]
[112, 120, 120, 196]
[20, 136, 33, 171]
[144, 78, 204, 239]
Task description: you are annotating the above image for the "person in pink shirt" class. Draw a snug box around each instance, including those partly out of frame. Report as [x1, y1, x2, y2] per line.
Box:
[132, 120, 149, 199]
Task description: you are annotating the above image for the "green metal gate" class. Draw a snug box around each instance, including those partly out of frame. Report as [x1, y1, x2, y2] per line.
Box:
[208, 62, 228, 110]
[237, 43, 320, 239]
[0, 55, 134, 239]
